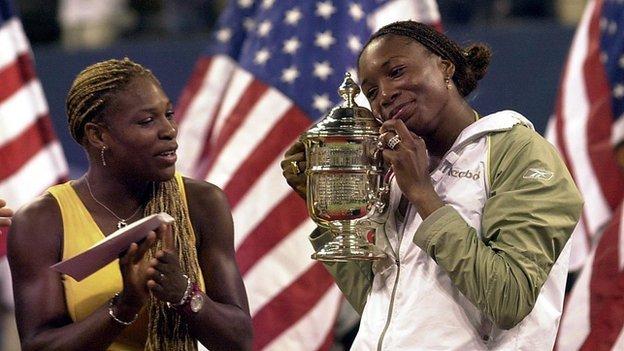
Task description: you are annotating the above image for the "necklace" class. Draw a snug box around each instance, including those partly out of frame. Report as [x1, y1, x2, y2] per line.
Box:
[85, 176, 143, 229]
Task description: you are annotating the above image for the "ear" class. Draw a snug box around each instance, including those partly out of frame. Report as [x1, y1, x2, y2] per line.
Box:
[84, 121, 108, 149]
[439, 59, 455, 79]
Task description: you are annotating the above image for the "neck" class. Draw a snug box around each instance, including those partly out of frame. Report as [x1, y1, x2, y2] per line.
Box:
[84, 166, 151, 215]
[423, 98, 476, 159]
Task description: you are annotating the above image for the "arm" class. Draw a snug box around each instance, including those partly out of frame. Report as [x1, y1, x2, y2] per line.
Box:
[309, 227, 373, 314]
[413, 127, 583, 329]
[8, 195, 154, 351]
[182, 178, 253, 350]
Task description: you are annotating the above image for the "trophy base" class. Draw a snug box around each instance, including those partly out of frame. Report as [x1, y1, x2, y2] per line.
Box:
[311, 234, 386, 262]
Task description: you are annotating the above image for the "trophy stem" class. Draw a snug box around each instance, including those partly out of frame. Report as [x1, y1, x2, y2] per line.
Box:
[311, 225, 386, 262]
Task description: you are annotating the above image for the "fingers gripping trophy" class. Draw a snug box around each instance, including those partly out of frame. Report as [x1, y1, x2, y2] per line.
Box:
[299, 73, 391, 261]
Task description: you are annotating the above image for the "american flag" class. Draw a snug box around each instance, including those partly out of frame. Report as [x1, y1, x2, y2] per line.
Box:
[547, 0, 624, 349]
[175, 0, 440, 349]
[546, 0, 624, 270]
[0, 0, 68, 306]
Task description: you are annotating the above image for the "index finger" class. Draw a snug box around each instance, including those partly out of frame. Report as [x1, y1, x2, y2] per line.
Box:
[284, 140, 305, 157]
[381, 119, 415, 145]
[157, 224, 176, 253]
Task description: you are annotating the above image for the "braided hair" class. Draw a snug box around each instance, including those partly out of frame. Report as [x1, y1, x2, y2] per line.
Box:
[66, 58, 202, 351]
[360, 20, 492, 97]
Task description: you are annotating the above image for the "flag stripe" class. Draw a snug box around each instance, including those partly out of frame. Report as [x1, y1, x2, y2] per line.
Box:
[0, 18, 28, 69]
[0, 80, 49, 145]
[251, 262, 337, 350]
[222, 106, 309, 208]
[236, 192, 309, 274]
[264, 286, 342, 351]
[580, 205, 624, 349]
[175, 57, 212, 125]
[582, 0, 624, 210]
[0, 116, 58, 180]
[0, 52, 35, 102]
[243, 218, 318, 315]
[200, 80, 269, 177]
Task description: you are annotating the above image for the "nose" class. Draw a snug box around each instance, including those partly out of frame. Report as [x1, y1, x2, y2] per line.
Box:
[159, 116, 177, 140]
[378, 83, 399, 117]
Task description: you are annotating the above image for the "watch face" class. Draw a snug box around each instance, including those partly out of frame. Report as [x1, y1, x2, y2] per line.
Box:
[190, 293, 204, 313]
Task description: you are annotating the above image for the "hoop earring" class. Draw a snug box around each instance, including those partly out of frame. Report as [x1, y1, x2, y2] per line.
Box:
[101, 146, 107, 167]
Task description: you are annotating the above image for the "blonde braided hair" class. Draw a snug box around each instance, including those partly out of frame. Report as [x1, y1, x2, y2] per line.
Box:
[66, 58, 202, 351]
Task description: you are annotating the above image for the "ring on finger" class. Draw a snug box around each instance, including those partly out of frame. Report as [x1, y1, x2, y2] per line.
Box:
[290, 160, 301, 175]
[387, 135, 402, 150]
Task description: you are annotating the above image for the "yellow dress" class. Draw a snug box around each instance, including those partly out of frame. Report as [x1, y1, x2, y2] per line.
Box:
[48, 173, 202, 351]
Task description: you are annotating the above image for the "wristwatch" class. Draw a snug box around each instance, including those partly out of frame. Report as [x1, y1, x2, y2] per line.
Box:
[188, 283, 204, 313]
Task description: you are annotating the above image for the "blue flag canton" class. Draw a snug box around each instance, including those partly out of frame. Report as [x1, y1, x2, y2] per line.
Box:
[600, 1, 624, 121]
[0, 0, 17, 26]
[207, 0, 392, 121]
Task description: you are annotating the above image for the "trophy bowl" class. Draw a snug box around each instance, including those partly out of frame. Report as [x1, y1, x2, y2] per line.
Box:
[301, 73, 390, 262]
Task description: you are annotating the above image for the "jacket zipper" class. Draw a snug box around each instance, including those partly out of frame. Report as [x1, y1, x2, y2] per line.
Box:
[376, 204, 409, 351]
[376, 257, 401, 351]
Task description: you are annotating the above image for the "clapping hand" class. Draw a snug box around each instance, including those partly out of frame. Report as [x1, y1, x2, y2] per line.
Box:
[0, 199, 14, 227]
[146, 224, 189, 305]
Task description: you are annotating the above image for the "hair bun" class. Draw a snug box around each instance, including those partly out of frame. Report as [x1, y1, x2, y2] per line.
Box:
[464, 44, 491, 82]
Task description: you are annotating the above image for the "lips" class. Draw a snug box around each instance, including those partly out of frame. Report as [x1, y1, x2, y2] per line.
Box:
[387, 102, 412, 121]
[155, 145, 178, 164]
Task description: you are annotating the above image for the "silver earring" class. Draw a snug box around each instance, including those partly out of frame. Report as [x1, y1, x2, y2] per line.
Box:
[101, 146, 107, 167]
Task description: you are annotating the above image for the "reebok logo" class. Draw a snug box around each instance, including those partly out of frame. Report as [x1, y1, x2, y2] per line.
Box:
[522, 168, 554, 181]
[440, 164, 481, 180]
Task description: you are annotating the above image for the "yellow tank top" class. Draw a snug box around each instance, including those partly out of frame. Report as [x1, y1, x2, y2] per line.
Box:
[48, 173, 202, 351]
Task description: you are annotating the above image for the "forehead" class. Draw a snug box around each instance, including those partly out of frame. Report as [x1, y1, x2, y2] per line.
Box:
[109, 76, 169, 112]
[358, 35, 430, 74]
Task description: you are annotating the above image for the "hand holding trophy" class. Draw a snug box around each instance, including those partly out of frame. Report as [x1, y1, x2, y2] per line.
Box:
[286, 73, 391, 262]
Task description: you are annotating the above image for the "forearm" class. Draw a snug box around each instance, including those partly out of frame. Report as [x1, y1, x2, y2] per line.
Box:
[183, 297, 252, 351]
[20, 305, 135, 351]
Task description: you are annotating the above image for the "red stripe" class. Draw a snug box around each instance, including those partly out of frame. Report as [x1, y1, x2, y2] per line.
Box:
[223, 106, 310, 208]
[0, 53, 35, 102]
[197, 80, 269, 178]
[236, 192, 309, 275]
[583, 0, 624, 210]
[580, 205, 624, 350]
[251, 263, 336, 350]
[0, 116, 57, 181]
[175, 57, 212, 125]
[0, 227, 7, 257]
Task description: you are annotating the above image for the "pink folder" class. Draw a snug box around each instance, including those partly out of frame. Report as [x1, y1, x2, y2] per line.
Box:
[51, 212, 174, 281]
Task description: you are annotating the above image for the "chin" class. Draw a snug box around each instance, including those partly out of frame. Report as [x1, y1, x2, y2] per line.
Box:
[154, 166, 176, 182]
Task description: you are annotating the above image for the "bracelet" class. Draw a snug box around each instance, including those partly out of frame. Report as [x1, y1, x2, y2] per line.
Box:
[166, 274, 192, 309]
[108, 292, 139, 326]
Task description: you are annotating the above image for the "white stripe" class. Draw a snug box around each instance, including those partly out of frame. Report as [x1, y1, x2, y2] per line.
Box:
[205, 88, 292, 189]
[367, 0, 440, 31]
[568, 217, 589, 271]
[243, 218, 317, 316]
[612, 112, 624, 147]
[0, 80, 49, 146]
[210, 68, 254, 151]
[263, 286, 342, 351]
[0, 142, 67, 209]
[176, 55, 238, 175]
[231, 151, 293, 249]
[561, 0, 611, 237]
[556, 246, 595, 351]
[0, 18, 29, 71]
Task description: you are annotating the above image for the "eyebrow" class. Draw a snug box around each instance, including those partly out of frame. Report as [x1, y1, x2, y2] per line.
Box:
[136, 101, 173, 113]
[360, 55, 405, 88]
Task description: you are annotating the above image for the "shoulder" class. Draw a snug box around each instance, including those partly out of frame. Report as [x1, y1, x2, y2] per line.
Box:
[8, 193, 63, 263]
[182, 177, 230, 210]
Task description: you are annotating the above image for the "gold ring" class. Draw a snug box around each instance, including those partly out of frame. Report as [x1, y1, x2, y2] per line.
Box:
[290, 161, 301, 175]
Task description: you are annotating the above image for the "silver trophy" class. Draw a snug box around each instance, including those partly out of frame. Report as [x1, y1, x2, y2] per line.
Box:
[301, 73, 390, 262]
